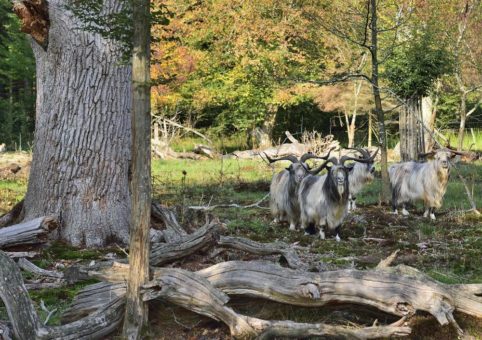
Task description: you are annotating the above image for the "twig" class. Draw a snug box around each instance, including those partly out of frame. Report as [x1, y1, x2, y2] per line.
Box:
[40, 299, 57, 325]
[188, 194, 270, 211]
[376, 249, 400, 269]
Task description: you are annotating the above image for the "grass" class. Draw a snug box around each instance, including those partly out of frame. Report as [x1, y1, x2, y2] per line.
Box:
[443, 128, 482, 151]
[0, 152, 481, 337]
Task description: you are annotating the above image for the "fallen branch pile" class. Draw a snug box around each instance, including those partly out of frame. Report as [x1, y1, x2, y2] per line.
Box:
[0, 207, 481, 339]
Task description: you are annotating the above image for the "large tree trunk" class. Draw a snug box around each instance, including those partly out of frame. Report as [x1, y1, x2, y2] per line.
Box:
[17, 0, 131, 247]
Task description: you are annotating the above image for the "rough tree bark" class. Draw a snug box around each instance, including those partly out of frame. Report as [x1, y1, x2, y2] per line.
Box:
[14, 0, 132, 247]
[123, 0, 151, 337]
[399, 97, 424, 161]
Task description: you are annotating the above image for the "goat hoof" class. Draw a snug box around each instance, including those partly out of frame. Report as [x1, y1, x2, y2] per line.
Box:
[392, 210, 398, 215]
[430, 213, 436, 221]
[319, 232, 326, 240]
[423, 211, 429, 218]
[289, 225, 296, 231]
[335, 234, 341, 242]
[402, 208, 410, 216]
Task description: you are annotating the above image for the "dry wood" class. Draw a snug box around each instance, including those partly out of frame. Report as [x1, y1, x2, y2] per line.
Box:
[197, 260, 482, 329]
[0, 199, 24, 228]
[24, 281, 65, 290]
[188, 194, 269, 211]
[62, 282, 127, 323]
[149, 222, 219, 266]
[0, 216, 57, 249]
[151, 202, 187, 242]
[5, 251, 38, 259]
[17, 258, 63, 278]
[0, 320, 12, 340]
[0, 251, 125, 340]
[143, 268, 411, 339]
[218, 236, 303, 269]
[83, 257, 482, 331]
[194, 144, 218, 158]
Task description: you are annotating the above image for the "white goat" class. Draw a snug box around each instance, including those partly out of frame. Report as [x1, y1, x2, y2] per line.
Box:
[389, 148, 464, 220]
[299, 150, 377, 241]
[266, 151, 331, 231]
[347, 148, 377, 211]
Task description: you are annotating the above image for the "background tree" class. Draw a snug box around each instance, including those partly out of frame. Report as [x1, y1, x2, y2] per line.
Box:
[0, 0, 35, 149]
[384, 31, 453, 160]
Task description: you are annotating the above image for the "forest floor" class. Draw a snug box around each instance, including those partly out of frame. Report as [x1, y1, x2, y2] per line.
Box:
[0, 152, 481, 339]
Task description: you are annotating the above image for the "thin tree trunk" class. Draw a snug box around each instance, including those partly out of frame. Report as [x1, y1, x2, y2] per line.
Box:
[368, 111, 372, 148]
[17, 0, 132, 247]
[457, 91, 467, 151]
[123, 0, 151, 338]
[369, 0, 390, 202]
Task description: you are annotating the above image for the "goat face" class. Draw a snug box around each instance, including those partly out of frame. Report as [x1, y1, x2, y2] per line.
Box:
[287, 163, 309, 184]
[327, 165, 350, 199]
[433, 150, 452, 170]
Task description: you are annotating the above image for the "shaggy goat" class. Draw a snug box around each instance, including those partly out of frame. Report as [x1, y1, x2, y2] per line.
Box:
[347, 148, 377, 211]
[266, 151, 331, 231]
[389, 148, 464, 220]
[299, 150, 378, 241]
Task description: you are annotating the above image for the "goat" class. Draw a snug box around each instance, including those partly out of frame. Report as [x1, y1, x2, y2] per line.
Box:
[299, 149, 378, 241]
[265, 151, 331, 231]
[347, 148, 377, 211]
[389, 148, 465, 220]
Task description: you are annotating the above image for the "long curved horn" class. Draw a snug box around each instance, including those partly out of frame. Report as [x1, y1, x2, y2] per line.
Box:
[308, 157, 337, 175]
[418, 151, 436, 158]
[263, 153, 299, 164]
[300, 147, 334, 163]
[340, 148, 379, 167]
[346, 147, 370, 159]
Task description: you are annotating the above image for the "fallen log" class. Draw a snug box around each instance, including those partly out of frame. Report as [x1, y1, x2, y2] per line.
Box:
[61, 282, 127, 323]
[0, 216, 58, 249]
[84, 257, 482, 333]
[0, 199, 24, 228]
[150, 222, 219, 266]
[196, 260, 482, 330]
[218, 236, 303, 269]
[5, 251, 39, 259]
[17, 258, 63, 279]
[0, 251, 124, 340]
[24, 282, 65, 290]
[0, 320, 12, 340]
[143, 268, 411, 338]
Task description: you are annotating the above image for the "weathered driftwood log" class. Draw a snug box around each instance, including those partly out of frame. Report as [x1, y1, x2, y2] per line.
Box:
[24, 282, 65, 290]
[17, 258, 63, 278]
[196, 260, 482, 330]
[194, 144, 219, 158]
[0, 251, 124, 340]
[61, 282, 127, 323]
[0, 216, 57, 248]
[85, 257, 482, 335]
[218, 236, 303, 269]
[0, 199, 24, 228]
[143, 268, 411, 338]
[0, 320, 12, 340]
[5, 251, 39, 259]
[151, 202, 187, 242]
[62, 275, 410, 339]
[149, 222, 219, 266]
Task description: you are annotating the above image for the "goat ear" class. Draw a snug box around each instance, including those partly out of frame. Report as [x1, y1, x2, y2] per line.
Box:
[285, 167, 290, 171]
